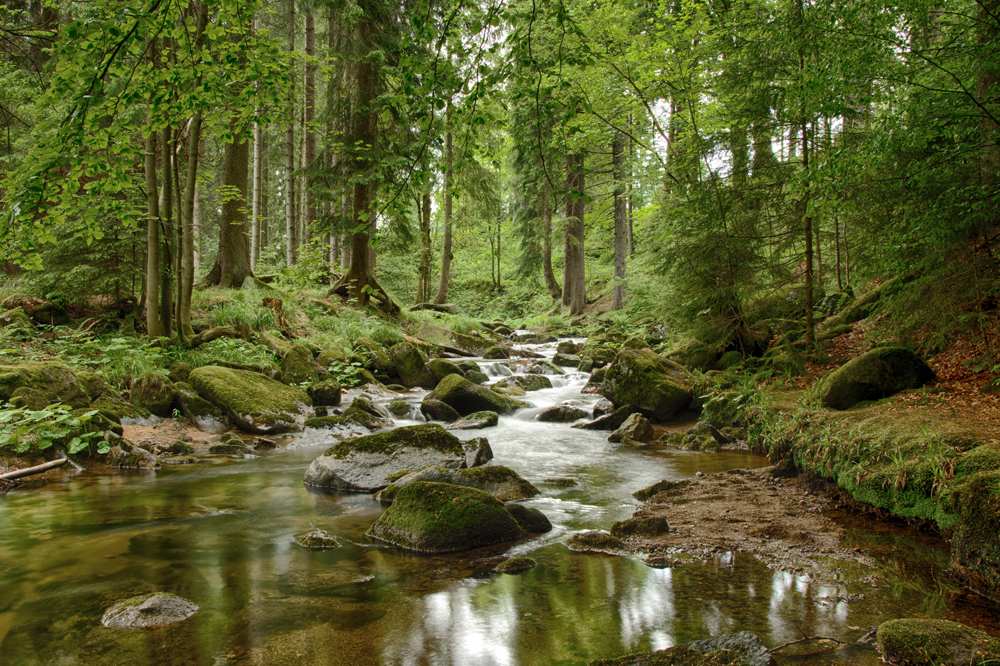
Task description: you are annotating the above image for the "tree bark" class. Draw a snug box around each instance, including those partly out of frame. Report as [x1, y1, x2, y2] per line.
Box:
[303, 8, 316, 249]
[284, 0, 297, 266]
[144, 121, 161, 340]
[204, 126, 253, 287]
[562, 153, 586, 316]
[434, 122, 453, 304]
[417, 189, 432, 303]
[612, 138, 627, 311]
[540, 184, 561, 300]
[159, 127, 174, 339]
[178, 110, 202, 342]
[252, 119, 263, 271]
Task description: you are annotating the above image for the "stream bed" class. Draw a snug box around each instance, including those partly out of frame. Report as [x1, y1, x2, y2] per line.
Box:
[0, 341, 997, 665]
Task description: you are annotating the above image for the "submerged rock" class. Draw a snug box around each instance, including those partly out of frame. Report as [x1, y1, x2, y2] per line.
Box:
[190, 366, 312, 434]
[294, 529, 342, 550]
[590, 631, 775, 666]
[101, 593, 198, 629]
[366, 481, 525, 553]
[423, 374, 522, 416]
[302, 424, 478, 493]
[602, 350, 693, 422]
[380, 464, 538, 502]
[877, 619, 1000, 666]
[820, 346, 935, 410]
[493, 556, 537, 574]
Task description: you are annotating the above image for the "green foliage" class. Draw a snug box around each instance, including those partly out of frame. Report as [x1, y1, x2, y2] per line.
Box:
[0, 403, 106, 455]
[210, 296, 278, 333]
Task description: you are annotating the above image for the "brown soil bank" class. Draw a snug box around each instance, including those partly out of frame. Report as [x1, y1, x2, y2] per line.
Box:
[625, 467, 874, 579]
[718, 386, 1000, 600]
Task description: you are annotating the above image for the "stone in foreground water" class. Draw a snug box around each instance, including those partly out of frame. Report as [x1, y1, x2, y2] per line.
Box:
[101, 593, 198, 629]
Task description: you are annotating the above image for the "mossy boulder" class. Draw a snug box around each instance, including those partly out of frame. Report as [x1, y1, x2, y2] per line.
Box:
[465, 370, 490, 385]
[876, 619, 1000, 666]
[365, 481, 525, 553]
[423, 374, 522, 417]
[507, 502, 553, 533]
[445, 411, 499, 430]
[716, 351, 744, 370]
[388, 400, 411, 417]
[582, 367, 607, 394]
[9, 387, 51, 410]
[389, 342, 436, 389]
[420, 398, 461, 423]
[573, 405, 641, 431]
[552, 353, 581, 368]
[382, 464, 539, 501]
[817, 324, 853, 343]
[492, 385, 526, 397]
[167, 362, 194, 384]
[609, 413, 655, 443]
[519, 360, 565, 375]
[426, 358, 464, 383]
[302, 424, 476, 492]
[87, 435, 160, 469]
[537, 405, 589, 423]
[611, 517, 669, 539]
[304, 396, 393, 431]
[316, 346, 349, 368]
[557, 341, 582, 354]
[493, 556, 537, 574]
[0, 307, 33, 337]
[820, 346, 935, 410]
[75, 372, 106, 401]
[665, 340, 719, 373]
[280, 344, 319, 386]
[176, 382, 230, 433]
[129, 373, 178, 418]
[602, 350, 693, 422]
[307, 378, 342, 407]
[354, 337, 395, 375]
[189, 365, 312, 434]
[91, 394, 154, 425]
[495, 374, 552, 392]
[565, 531, 626, 555]
[483, 346, 510, 360]
[293, 529, 342, 550]
[0, 361, 91, 408]
[411, 321, 494, 355]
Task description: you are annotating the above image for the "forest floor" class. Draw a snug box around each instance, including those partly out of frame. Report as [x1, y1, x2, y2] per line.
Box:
[625, 467, 876, 582]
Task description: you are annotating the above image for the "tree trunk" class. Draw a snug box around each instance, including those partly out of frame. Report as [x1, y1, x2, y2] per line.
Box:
[145, 120, 161, 340]
[303, 9, 316, 249]
[799, 0, 815, 345]
[159, 127, 174, 339]
[978, 0, 999, 233]
[251, 119, 263, 271]
[284, 0, 297, 266]
[178, 109, 203, 342]
[612, 138, 627, 311]
[434, 122, 453, 305]
[540, 184, 561, 300]
[205, 127, 253, 287]
[417, 189, 432, 303]
[627, 124, 635, 256]
[562, 153, 586, 316]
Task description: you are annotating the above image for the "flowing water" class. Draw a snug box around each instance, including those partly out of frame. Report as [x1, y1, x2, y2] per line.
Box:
[0, 341, 996, 665]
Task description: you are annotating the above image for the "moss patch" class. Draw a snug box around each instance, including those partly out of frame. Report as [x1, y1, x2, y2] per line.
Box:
[189, 365, 311, 434]
[820, 346, 935, 410]
[876, 619, 1000, 666]
[325, 424, 462, 459]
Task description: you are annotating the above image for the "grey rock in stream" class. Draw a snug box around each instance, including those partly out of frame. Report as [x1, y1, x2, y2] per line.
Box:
[100, 593, 198, 629]
[537, 405, 589, 423]
[303, 424, 492, 493]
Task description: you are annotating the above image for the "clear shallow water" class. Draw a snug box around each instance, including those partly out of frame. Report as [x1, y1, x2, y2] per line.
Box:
[0, 342, 996, 665]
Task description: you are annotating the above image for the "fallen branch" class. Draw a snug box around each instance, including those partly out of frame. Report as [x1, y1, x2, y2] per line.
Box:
[770, 636, 845, 653]
[0, 458, 69, 481]
[190, 325, 241, 348]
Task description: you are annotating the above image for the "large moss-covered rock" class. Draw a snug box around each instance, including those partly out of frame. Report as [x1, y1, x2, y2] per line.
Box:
[9, 387, 51, 410]
[602, 350, 693, 422]
[304, 396, 393, 431]
[427, 358, 464, 382]
[423, 374, 522, 416]
[664, 340, 719, 373]
[445, 411, 499, 430]
[0, 307, 33, 338]
[381, 464, 539, 502]
[412, 321, 494, 355]
[390, 342, 436, 389]
[302, 424, 475, 492]
[75, 372, 106, 401]
[0, 361, 91, 408]
[366, 481, 525, 552]
[130, 373, 178, 417]
[820, 347, 935, 410]
[876, 619, 1000, 666]
[307, 378, 342, 407]
[316, 346, 348, 368]
[167, 362, 194, 384]
[420, 398, 461, 422]
[189, 365, 312, 434]
[483, 346, 510, 359]
[281, 344, 319, 386]
[91, 394, 154, 425]
[175, 383, 229, 433]
[495, 374, 552, 392]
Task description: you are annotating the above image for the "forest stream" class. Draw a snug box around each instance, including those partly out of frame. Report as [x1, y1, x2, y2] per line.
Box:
[0, 340, 996, 666]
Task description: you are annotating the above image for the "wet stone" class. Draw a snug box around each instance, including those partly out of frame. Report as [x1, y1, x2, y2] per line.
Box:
[101, 593, 198, 629]
[565, 531, 626, 555]
[493, 556, 537, 575]
[293, 529, 342, 550]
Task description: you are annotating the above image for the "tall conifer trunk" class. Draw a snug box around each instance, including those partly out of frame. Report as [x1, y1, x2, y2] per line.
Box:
[434, 120, 453, 305]
[284, 0, 297, 266]
[612, 138, 627, 311]
[204, 127, 253, 287]
[540, 184, 561, 300]
[562, 154, 586, 316]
